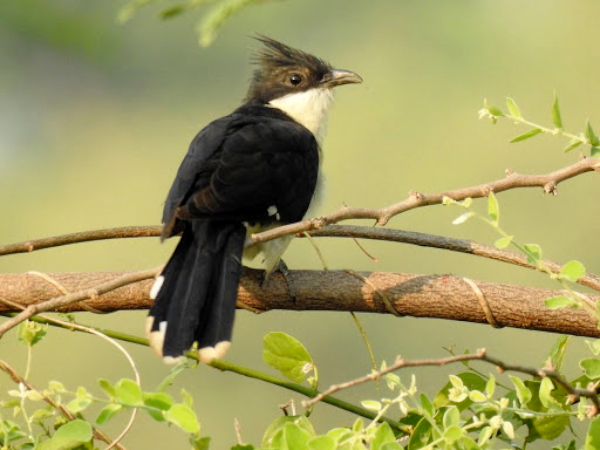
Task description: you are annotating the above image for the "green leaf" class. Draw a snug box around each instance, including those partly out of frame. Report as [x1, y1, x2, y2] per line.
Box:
[262, 416, 315, 449]
[98, 379, 115, 398]
[468, 390, 487, 403]
[308, 435, 335, 450]
[164, 404, 200, 434]
[506, 97, 522, 119]
[54, 419, 92, 442]
[191, 436, 211, 450]
[586, 416, 600, 450]
[284, 422, 312, 450]
[115, 379, 143, 405]
[485, 375, 496, 398]
[494, 236, 512, 249]
[95, 404, 123, 425]
[592, 146, 600, 157]
[443, 425, 463, 442]
[452, 212, 474, 225]
[487, 192, 499, 222]
[263, 332, 313, 383]
[505, 97, 522, 119]
[487, 105, 504, 117]
[528, 414, 569, 441]
[443, 406, 460, 428]
[580, 358, 600, 380]
[143, 392, 173, 422]
[326, 428, 353, 444]
[143, 392, 174, 411]
[197, 0, 254, 47]
[361, 400, 381, 412]
[371, 423, 396, 450]
[538, 378, 560, 409]
[420, 393, 434, 417]
[160, 5, 185, 19]
[18, 321, 47, 347]
[523, 243, 542, 265]
[563, 139, 583, 153]
[545, 296, 577, 310]
[546, 335, 569, 371]
[551, 93, 563, 129]
[560, 260, 586, 282]
[49, 380, 66, 393]
[66, 396, 92, 414]
[509, 128, 542, 143]
[459, 436, 480, 450]
[434, 372, 487, 410]
[408, 417, 432, 450]
[230, 445, 254, 450]
[586, 119, 600, 146]
[180, 388, 194, 409]
[586, 340, 600, 356]
[509, 375, 532, 405]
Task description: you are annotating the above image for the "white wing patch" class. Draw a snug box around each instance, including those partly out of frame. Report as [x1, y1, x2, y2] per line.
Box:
[149, 275, 164, 300]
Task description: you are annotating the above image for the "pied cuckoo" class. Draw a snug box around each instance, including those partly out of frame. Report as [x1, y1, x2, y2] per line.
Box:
[147, 36, 362, 363]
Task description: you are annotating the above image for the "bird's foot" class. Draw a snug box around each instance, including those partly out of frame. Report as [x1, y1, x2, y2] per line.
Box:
[261, 259, 298, 302]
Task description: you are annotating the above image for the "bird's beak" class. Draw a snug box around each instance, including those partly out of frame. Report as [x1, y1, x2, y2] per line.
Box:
[321, 68, 363, 88]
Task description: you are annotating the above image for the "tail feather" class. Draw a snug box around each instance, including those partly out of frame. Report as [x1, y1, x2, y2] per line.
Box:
[148, 220, 246, 362]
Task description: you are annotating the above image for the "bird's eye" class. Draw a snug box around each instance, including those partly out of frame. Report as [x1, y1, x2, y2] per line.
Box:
[289, 74, 303, 86]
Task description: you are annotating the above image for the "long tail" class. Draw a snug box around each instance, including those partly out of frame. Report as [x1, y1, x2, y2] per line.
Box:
[147, 220, 246, 363]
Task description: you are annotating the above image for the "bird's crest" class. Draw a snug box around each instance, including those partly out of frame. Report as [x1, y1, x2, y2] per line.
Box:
[251, 35, 330, 72]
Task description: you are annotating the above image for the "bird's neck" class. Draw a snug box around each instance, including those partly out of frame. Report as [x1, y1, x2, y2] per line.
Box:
[268, 88, 335, 145]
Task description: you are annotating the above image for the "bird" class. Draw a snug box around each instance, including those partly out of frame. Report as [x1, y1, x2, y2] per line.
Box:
[147, 36, 362, 364]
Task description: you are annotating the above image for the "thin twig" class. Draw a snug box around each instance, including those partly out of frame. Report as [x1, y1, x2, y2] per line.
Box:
[0, 298, 140, 450]
[0, 359, 127, 449]
[303, 351, 487, 408]
[0, 225, 162, 256]
[302, 348, 600, 416]
[251, 156, 599, 243]
[307, 225, 600, 293]
[0, 267, 161, 336]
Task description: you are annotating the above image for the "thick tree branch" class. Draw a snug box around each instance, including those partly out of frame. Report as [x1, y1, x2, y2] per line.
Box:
[310, 225, 600, 292]
[0, 268, 161, 336]
[0, 269, 598, 338]
[2, 224, 599, 295]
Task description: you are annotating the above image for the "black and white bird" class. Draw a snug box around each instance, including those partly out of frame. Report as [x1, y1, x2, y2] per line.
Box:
[147, 36, 362, 364]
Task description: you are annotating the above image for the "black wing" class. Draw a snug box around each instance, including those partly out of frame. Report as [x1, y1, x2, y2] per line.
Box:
[162, 104, 319, 238]
[161, 115, 235, 235]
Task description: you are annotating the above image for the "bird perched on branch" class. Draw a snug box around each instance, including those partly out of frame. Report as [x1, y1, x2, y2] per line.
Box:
[147, 36, 362, 364]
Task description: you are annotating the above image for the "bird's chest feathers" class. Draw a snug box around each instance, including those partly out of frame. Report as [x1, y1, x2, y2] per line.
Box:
[269, 88, 335, 145]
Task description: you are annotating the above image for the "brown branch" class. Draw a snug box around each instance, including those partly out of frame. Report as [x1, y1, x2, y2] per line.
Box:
[302, 350, 488, 408]
[251, 156, 600, 244]
[3, 223, 599, 296]
[0, 267, 161, 336]
[0, 359, 127, 449]
[302, 348, 600, 416]
[0, 225, 162, 256]
[1, 158, 597, 260]
[1, 269, 599, 338]
[308, 225, 600, 292]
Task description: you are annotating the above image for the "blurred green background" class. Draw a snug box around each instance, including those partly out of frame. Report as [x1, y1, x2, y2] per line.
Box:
[1, 0, 599, 447]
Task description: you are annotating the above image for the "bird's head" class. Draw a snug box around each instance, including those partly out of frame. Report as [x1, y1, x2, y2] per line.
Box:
[246, 35, 362, 142]
[246, 35, 362, 103]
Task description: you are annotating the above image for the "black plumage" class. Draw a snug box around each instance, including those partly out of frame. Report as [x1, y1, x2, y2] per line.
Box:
[147, 36, 361, 363]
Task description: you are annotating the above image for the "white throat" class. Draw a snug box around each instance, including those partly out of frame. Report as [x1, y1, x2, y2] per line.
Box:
[269, 88, 335, 144]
